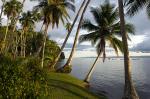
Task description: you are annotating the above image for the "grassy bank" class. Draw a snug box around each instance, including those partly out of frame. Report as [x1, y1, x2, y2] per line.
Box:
[46, 73, 106, 99]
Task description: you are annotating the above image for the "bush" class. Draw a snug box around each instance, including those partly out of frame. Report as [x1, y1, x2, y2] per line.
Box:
[57, 65, 72, 73]
[0, 55, 49, 98]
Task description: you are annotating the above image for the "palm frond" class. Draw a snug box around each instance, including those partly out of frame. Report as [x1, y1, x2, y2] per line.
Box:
[81, 19, 99, 32]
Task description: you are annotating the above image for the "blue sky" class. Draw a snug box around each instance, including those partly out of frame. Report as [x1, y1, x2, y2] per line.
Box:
[0, 0, 150, 51]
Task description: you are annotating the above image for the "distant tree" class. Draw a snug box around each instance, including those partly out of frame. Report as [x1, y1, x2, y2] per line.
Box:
[19, 11, 40, 57]
[1, 0, 22, 53]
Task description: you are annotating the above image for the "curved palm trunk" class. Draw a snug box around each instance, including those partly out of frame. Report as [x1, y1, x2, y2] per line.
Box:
[50, 0, 87, 68]
[84, 52, 101, 83]
[64, 0, 91, 67]
[41, 24, 49, 68]
[1, 17, 10, 53]
[118, 0, 139, 99]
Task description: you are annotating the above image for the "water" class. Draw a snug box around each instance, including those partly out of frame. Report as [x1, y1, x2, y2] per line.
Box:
[58, 57, 150, 99]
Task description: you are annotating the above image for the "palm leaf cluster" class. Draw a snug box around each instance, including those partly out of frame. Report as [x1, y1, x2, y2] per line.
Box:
[79, 1, 135, 61]
[34, 0, 75, 28]
[125, 0, 150, 17]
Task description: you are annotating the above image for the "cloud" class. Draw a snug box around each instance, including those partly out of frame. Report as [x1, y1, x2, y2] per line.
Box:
[0, 0, 150, 51]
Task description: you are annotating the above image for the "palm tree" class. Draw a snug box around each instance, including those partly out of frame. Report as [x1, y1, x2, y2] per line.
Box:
[79, 1, 135, 83]
[1, 0, 22, 53]
[125, 0, 150, 17]
[12, 0, 26, 32]
[63, 0, 91, 69]
[118, 0, 139, 98]
[34, 0, 75, 68]
[19, 11, 40, 57]
[50, 0, 87, 68]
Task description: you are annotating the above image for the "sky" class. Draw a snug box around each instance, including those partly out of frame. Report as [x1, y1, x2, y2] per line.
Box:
[0, 0, 150, 53]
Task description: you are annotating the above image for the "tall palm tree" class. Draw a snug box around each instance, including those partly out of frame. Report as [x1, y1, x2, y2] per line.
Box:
[50, 0, 87, 68]
[118, 0, 139, 98]
[63, 0, 91, 68]
[1, 0, 22, 53]
[34, 0, 75, 68]
[19, 11, 40, 57]
[79, 1, 135, 83]
[125, 0, 150, 17]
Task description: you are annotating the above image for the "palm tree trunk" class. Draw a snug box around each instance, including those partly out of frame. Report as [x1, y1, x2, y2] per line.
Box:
[118, 0, 139, 99]
[20, 29, 25, 56]
[41, 24, 49, 68]
[84, 52, 101, 83]
[23, 30, 27, 58]
[63, 0, 91, 67]
[34, 22, 45, 57]
[0, 2, 4, 20]
[1, 17, 10, 53]
[50, 0, 87, 68]
[13, 0, 26, 57]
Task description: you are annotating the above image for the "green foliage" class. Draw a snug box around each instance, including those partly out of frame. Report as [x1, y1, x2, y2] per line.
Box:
[57, 65, 72, 73]
[0, 55, 49, 98]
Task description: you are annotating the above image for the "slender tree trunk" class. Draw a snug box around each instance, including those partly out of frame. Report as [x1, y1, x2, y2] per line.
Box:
[34, 22, 45, 57]
[1, 17, 10, 53]
[12, 0, 26, 57]
[0, 2, 5, 20]
[84, 52, 101, 83]
[41, 24, 49, 68]
[23, 29, 27, 58]
[50, 0, 87, 68]
[63, 0, 91, 67]
[20, 29, 25, 56]
[118, 0, 139, 99]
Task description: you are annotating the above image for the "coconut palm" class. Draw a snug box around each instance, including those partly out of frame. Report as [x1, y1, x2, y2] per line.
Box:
[34, 0, 75, 68]
[1, 0, 22, 53]
[63, 0, 91, 69]
[19, 11, 41, 57]
[118, 0, 139, 98]
[125, 0, 150, 17]
[50, 0, 87, 69]
[79, 1, 135, 83]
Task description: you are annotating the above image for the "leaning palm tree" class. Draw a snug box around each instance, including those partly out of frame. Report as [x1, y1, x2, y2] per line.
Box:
[19, 11, 40, 57]
[118, 0, 139, 98]
[34, 0, 75, 68]
[1, 0, 22, 53]
[62, 0, 91, 69]
[50, 0, 87, 68]
[79, 1, 135, 83]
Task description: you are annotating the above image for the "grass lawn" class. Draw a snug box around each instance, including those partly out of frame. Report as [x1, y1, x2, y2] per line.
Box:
[44, 73, 107, 99]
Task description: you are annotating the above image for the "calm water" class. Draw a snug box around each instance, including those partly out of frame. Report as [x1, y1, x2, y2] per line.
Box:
[58, 57, 150, 99]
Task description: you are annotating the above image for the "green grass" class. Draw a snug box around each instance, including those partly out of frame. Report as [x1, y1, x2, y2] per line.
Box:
[44, 73, 107, 99]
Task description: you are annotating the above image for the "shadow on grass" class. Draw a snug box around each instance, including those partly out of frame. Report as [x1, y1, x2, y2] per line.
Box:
[48, 79, 106, 99]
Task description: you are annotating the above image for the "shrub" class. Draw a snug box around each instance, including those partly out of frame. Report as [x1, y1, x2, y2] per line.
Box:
[0, 55, 49, 98]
